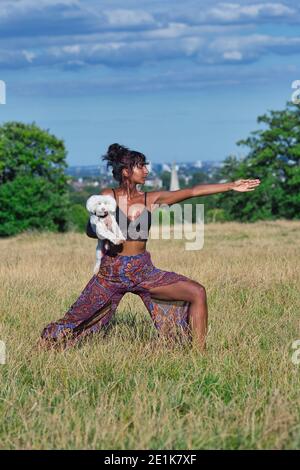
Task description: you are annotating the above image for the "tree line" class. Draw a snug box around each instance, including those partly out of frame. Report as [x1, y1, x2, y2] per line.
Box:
[0, 101, 299, 236]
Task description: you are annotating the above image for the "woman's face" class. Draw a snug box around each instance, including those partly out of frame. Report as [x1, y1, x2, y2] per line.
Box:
[125, 162, 149, 184]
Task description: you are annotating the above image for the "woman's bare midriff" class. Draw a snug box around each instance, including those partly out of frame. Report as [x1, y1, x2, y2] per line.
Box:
[117, 240, 147, 256]
[105, 240, 147, 257]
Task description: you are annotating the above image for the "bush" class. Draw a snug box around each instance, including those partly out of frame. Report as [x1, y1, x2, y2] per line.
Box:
[0, 121, 70, 236]
[0, 174, 70, 236]
[68, 204, 88, 233]
[206, 208, 229, 223]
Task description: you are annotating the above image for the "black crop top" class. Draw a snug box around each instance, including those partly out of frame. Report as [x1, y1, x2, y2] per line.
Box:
[112, 188, 151, 241]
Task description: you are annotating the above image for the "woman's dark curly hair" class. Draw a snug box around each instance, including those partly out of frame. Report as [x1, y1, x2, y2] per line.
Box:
[102, 143, 149, 184]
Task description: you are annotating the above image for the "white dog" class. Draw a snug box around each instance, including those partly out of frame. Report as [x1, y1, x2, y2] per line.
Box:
[86, 194, 126, 274]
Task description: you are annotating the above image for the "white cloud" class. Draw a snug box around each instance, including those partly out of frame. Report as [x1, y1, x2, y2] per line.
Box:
[223, 50, 243, 60]
[169, 2, 297, 24]
[143, 22, 188, 39]
[2, 30, 300, 70]
[181, 37, 205, 55]
[1, 1, 299, 95]
[140, 21, 249, 40]
[207, 33, 300, 64]
[0, 0, 80, 18]
[209, 2, 295, 22]
[22, 49, 36, 62]
[62, 45, 81, 54]
[0, 0, 299, 75]
[103, 9, 155, 27]
[211, 33, 300, 51]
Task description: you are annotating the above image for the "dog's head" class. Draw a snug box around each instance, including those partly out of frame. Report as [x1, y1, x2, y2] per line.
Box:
[86, 195, 117, 218]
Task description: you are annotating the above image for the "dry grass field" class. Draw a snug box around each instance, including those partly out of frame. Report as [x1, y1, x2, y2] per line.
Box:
[0, 220, 300, 449]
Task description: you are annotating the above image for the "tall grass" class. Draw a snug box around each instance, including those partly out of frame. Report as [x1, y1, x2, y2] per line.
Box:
[0, 220, 300, 449]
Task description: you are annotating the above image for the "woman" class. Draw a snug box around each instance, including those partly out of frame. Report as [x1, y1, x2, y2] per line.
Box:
[40, 143, 260, 351]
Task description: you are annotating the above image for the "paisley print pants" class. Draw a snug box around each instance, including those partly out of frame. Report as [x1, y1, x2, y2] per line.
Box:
[40, 250, 192, 348]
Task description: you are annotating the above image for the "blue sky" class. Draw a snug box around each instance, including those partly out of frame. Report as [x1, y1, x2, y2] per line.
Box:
[0, 0, 300, 166]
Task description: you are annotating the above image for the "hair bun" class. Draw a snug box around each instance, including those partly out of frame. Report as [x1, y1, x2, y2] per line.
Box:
[107, 143, 128, 158]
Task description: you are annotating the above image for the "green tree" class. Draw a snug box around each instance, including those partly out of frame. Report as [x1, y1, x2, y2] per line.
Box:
[69, 204, 88, 232]
[68, 187, 100, 206]
[161, 171, 171, 189]
[191, 171, 208, 185]
[217, 102, 300, 221]
[0, 121, 70, 236]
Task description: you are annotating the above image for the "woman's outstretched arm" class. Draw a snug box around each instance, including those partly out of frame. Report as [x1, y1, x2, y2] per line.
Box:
[151, 179, 261, 205]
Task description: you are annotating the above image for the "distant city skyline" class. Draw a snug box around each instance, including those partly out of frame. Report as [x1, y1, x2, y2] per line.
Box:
[65, 159, 223, 183]
[0, 1, 299, 165]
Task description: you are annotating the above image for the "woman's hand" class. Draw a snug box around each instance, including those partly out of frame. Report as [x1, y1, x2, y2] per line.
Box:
[232, 179, 261, 192]
[115, 239, 125, 245]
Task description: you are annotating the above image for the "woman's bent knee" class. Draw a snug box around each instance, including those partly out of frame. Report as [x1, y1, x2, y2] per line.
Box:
[184, 281, 206, 303]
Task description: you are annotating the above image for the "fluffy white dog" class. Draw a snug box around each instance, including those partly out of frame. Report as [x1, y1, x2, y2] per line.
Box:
[86, 194, 126, 274]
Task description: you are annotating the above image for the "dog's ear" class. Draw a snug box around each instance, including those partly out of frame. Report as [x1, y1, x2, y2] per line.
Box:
[86, 195, 102, 213]
[104, 195, 117, 212]
[103, 195, 116, 203]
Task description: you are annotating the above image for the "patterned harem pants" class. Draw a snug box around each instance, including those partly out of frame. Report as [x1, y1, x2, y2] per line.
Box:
[40, 250, 192, 348]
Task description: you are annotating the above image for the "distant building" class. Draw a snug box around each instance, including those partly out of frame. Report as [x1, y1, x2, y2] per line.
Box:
[183, 175, 192, 185]
[162, 163, 171, 172]
[71, 181, 85, 191]
[170, 161, 180, 191]
[146, 177, 163, 189]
